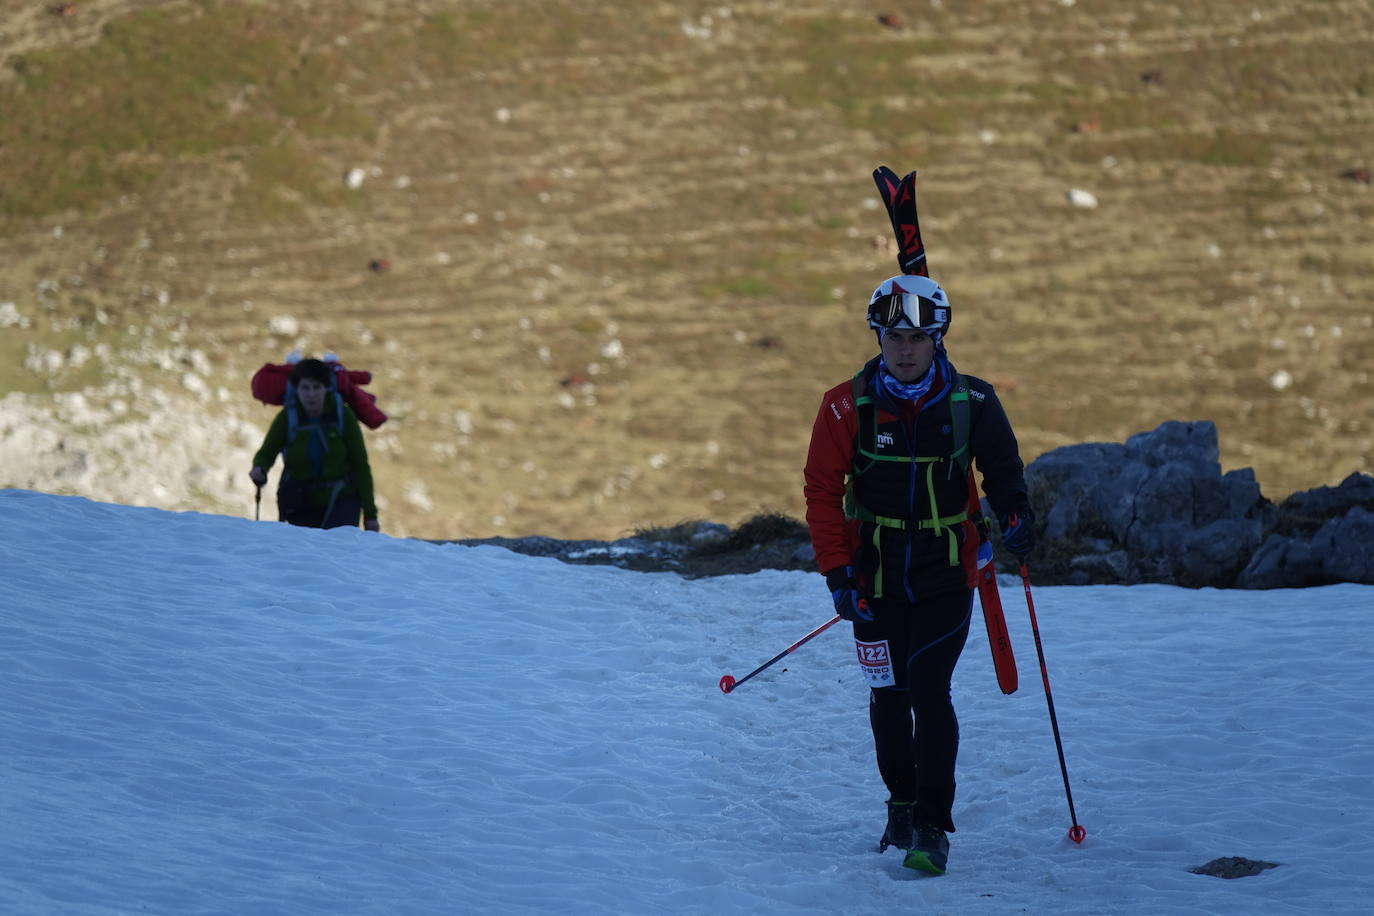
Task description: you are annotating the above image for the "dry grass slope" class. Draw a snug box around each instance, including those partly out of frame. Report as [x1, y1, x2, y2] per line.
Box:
[2, 0, 1371, 540]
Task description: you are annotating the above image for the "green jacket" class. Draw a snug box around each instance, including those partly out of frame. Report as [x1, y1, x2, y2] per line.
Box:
[252, 394, 378, 519]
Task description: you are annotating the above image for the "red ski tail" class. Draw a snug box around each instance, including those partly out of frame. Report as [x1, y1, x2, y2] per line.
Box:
[976, 562, 1018, 695]
[969, 474, 1017, 694]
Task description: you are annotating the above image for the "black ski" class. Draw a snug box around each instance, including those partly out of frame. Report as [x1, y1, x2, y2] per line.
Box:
[872, 166, 928, 277]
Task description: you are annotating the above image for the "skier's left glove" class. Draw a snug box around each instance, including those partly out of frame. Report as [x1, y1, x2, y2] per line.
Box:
[825, 565, 874, 622]
[998, 509, 1037, 558]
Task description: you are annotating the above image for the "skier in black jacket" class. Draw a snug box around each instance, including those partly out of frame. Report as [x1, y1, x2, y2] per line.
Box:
[803, 274, 1035, 874]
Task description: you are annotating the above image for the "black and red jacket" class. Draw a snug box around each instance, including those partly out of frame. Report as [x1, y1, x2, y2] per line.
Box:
[803, 355, 1029, 602]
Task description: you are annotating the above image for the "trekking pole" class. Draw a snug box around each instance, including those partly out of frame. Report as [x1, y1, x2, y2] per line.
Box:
[254, 484, 262, 521]
[1019, 560, 1086, 844]
[719, 615, 843, 694]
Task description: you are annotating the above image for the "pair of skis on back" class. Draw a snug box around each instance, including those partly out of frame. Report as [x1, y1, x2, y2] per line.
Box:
[871, 166, 1018, 696]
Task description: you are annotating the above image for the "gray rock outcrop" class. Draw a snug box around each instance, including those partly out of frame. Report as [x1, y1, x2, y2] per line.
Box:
[1021, 420, 1373, 589]
[1235, 481, 1374, 588]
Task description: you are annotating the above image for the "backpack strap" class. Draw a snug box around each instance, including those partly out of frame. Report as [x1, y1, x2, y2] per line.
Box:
[284, 380, 300, 444]
[850, 365, 878, 477]
[948, 373, 971, 477]
[327, 366, 345, 431]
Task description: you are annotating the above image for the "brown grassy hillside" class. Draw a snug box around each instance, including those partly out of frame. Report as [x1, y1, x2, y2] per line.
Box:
[2, 0, 1371, 539]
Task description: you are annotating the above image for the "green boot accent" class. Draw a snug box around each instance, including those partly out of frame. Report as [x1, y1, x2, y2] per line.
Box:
[902, 823, 949, 875]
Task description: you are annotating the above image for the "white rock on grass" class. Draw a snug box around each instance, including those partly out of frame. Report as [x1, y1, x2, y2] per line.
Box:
[404, 481, 434, 512]
[1270, 369, 1293, 391]
[182, 373, 210, 399]
[344, 168, 366, 189]
[1, 302, 29, 328]
[24, 346, 65, 375]
[1067, 188, 1099, 208]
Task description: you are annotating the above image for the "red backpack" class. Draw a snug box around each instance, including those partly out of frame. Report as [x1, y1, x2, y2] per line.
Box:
[250, 353, 388, 429]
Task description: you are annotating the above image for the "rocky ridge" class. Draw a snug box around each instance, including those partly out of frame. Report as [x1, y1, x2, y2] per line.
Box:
[445, 421, 1374, 590]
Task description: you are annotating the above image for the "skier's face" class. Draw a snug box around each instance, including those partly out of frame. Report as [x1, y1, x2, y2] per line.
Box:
[880, 328, 936, 382]
[296, 378, 327, 416]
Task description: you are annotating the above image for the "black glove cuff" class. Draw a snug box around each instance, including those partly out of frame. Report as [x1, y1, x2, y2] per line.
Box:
[824, 566, 856, 592]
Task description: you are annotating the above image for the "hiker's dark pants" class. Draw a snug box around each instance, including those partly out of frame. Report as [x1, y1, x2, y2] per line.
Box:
[853, 587, 973, 834]
[278, 489, 360, 530]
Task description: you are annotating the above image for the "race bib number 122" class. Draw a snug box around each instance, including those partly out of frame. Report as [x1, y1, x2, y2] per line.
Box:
[855, 639, 895, 688]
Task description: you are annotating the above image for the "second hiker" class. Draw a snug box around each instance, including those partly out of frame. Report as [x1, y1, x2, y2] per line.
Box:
[249, 357, 381, 532]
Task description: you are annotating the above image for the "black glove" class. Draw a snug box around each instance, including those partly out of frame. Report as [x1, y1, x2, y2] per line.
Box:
[998, 509, 1037, 558]
[825, 565, 874, 622]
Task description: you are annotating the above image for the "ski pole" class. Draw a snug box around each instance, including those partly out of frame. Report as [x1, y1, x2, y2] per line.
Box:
[719, 615, 843, 694]
[1019, 560, 1086, 844]
[254, 484, 262, 521]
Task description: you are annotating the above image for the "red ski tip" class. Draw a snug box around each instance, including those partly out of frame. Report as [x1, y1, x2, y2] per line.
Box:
[1069, 825, 1087, 844]
[718, 674, 736, 694]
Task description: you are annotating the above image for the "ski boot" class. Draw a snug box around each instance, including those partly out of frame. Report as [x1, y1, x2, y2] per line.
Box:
[903, 822, 950, 875]
[877, 800, 914, 853]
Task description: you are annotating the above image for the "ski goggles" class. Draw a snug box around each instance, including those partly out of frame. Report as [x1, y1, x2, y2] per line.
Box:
[867, 293, 948, 331]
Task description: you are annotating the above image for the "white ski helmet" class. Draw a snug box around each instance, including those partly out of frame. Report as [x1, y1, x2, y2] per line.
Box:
[867, 275, 951, 338]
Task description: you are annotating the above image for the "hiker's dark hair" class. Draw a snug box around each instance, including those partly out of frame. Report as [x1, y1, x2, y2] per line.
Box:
[289, 358, 332, 387]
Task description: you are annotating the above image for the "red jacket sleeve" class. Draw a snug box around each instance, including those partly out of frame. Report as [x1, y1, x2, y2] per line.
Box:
[803, 380, 861, 575]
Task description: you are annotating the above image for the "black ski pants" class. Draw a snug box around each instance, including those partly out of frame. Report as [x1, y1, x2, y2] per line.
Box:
[852, 586, 972, 834]
[278, 488, 361, 530]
